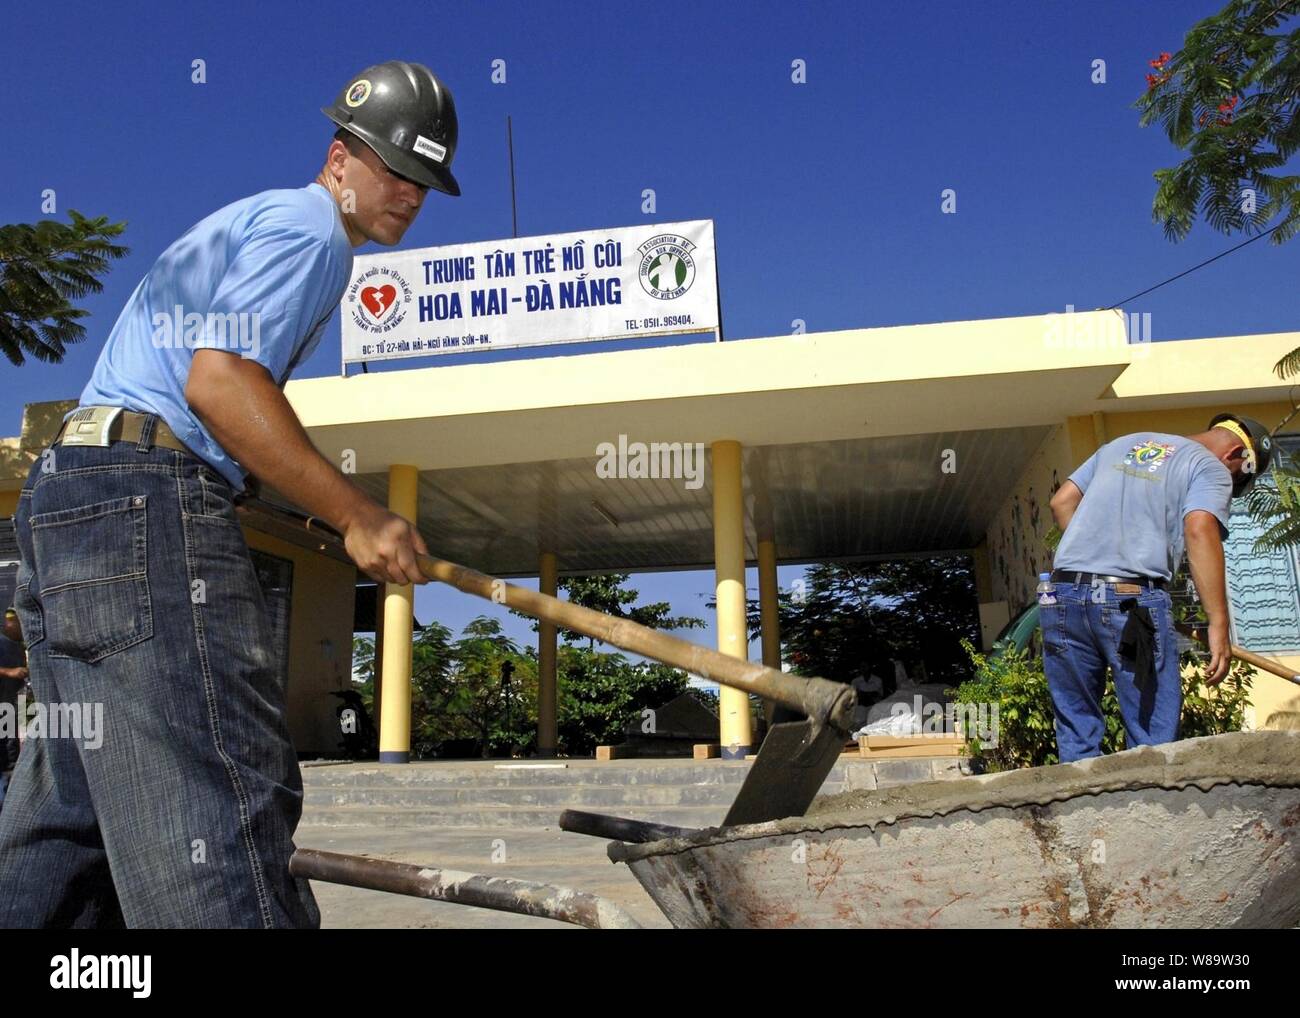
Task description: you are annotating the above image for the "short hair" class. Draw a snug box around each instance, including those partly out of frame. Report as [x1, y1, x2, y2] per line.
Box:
[332, 126, 369, 157]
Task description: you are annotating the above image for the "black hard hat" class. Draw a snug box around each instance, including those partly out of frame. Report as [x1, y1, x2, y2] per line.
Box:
[323, 61, 460, 196]
[1210, 412, 1275, 497]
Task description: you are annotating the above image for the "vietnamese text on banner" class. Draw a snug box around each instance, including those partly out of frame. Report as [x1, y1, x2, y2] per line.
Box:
[341, 219, 719, 366]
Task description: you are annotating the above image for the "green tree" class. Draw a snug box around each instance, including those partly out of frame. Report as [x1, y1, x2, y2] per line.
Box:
[1, 211, 128, 365]
[738, 558, 981, 686]
[556, 647, 689, 755]
[552, 575, 704, 752]
[351, 621, 457, 756]
[352, 618, 536, 758]
[447, 616, 536, 757]
[354, 575, 706, 757]
[406, 621, 458, 757]
[521, 573, 706, 648]
[1135, 3, 1300, 551]
[514, 572, 706, 753]
[1137, 0, 1300, 245]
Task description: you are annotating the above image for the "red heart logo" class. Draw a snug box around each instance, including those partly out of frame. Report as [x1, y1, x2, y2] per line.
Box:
[360, 285, 398, 322]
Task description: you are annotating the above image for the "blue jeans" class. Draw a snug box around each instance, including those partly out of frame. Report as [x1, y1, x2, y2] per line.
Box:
[1040, 580, 1181, 762]
[0, 427, 318, 927]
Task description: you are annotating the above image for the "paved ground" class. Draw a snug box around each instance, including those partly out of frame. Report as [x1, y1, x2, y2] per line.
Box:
[297, 825, 672, 929]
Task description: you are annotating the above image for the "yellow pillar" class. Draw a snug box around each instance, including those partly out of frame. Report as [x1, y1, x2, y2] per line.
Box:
[538, 551, 558, 757]
[1066, 415, 1102, 461]
[378, 464, 419, 764]
[1091, 411, 1108, 449]
[712, 440, 753, 758]
[757, 538, 781, 725]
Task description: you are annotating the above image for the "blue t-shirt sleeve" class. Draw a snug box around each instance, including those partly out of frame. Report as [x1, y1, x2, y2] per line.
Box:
[1182, 455, 1233, 537]
[198, 211, 340, 383]
[1068, 449, 1100, 493]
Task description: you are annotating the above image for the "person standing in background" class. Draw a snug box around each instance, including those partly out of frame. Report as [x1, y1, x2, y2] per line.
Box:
[1043, 414, 1273, 762]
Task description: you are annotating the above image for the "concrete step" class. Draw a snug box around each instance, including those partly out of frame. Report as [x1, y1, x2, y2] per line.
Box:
[297, 755, 970, 827]
[301, 756, 965, 789]
[298, 803, 729, 830]
[303, 782, 741, 809]
[300, 760, 756, 789]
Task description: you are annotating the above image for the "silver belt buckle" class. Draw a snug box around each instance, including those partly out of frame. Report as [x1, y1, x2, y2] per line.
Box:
[59, 406, 124, 448]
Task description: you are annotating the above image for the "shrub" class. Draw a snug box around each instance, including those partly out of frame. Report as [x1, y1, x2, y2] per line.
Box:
[950, 638, 1251, 771]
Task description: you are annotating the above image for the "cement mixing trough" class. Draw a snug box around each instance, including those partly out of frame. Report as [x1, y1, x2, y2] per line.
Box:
[602, 731, 1300, 928]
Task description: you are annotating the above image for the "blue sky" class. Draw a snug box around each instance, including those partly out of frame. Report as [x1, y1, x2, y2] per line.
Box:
[3, 0, 1296, 655]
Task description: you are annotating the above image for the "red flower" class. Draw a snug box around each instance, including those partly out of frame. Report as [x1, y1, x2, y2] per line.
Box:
[1149, 51, 1172, 69]
[1218, 95, 1239, 112]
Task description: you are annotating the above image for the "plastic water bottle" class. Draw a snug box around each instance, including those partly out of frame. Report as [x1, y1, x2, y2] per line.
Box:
[1036, 572, 1057, 607]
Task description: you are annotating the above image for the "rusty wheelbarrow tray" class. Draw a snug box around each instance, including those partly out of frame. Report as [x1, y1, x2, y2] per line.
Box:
[584, 732, 1300, 928]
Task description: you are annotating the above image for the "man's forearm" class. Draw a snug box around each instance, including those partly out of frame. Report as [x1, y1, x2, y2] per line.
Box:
[1185, 528, 1229, 627]
[1051, 482, 1083, 533]
[186, 352, 370, 533]
[1051, 503, 1075, 532]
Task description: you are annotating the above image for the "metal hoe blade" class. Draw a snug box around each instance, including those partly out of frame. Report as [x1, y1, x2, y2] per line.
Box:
[723, 718, 845, 826]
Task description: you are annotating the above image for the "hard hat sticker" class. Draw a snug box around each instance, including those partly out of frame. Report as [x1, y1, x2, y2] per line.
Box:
[413, 134, 447, 163]
[345, 80, 372, 107]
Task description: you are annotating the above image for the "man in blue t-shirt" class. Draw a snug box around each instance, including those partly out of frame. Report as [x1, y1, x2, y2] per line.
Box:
[0, 61, 461, 928]
[1044, 413, 1274, 762]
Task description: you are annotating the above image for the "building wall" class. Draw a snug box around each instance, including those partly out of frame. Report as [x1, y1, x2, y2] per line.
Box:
[988, 400, 1300, 730]
[986, 423, 1073, 610]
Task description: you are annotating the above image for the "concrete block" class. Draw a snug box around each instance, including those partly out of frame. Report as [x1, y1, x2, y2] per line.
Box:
[874, 758, 936, 788]
[840, 762, 878, 792]
[930, 758, 970, 781]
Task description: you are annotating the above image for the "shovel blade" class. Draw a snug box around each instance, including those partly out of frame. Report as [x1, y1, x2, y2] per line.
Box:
[723, 719, 845, 826]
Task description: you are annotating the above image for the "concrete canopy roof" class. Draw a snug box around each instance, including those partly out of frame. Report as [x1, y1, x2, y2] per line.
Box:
[282, 310, 1154, 576]
[343, 427, 1055, 576]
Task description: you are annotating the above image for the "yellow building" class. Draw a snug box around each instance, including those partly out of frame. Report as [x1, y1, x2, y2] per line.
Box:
[3, 309, 1298, 754]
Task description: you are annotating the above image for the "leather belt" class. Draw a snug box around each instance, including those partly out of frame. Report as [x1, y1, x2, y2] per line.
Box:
[1050, 570, 1166, 590]
[53, 408, 191, 455]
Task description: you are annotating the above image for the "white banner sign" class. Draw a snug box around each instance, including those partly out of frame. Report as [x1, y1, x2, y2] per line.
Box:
[341, 219, 719, 366]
